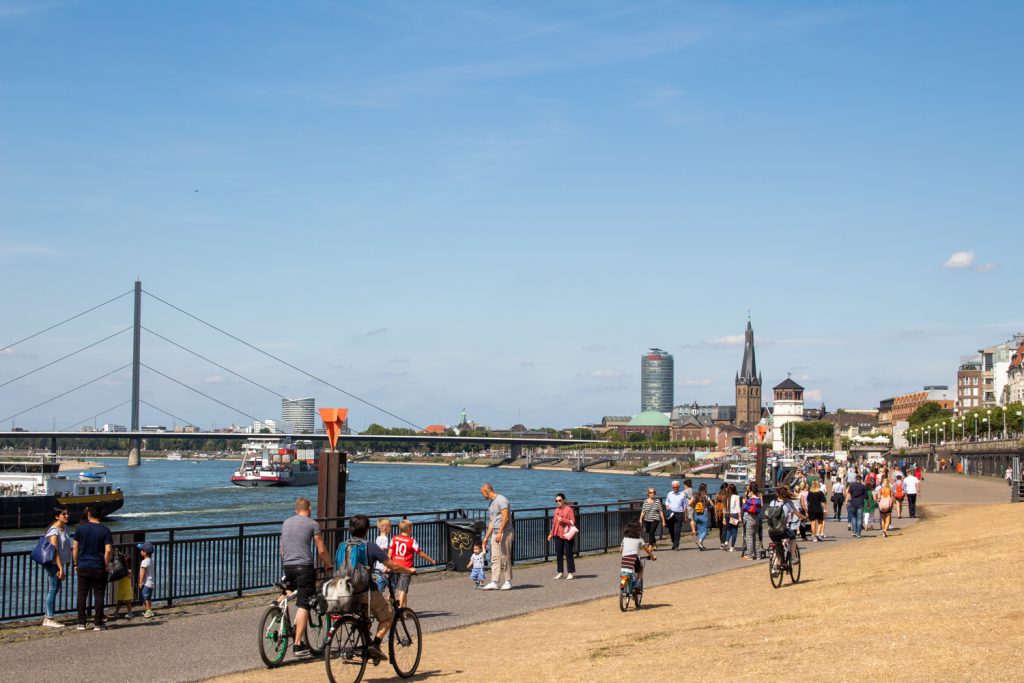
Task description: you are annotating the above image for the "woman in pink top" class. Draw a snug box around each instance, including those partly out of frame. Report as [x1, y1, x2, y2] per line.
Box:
[547, 492, 577, 580]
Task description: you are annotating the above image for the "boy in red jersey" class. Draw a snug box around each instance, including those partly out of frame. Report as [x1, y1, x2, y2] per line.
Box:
[388, 519, 435, 608]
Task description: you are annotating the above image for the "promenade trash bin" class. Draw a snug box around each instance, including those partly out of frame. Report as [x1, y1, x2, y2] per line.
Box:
[445, 519, 485, 571]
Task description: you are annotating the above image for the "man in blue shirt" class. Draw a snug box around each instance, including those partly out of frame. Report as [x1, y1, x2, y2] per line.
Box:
[72, 505, 112, 630]
[664, 480, 687, 551]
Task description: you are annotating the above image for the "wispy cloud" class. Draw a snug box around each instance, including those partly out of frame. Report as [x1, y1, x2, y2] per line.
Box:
[388, 356, 410, 364]
[577, 369, 625, 378]
[204, 375, 224, 384]
[0, 1, 65, 20]
[705, 334, 745, 347]
[0, 243, 61, 260]
[804, 389, 824, 403]
[518, 360, 535, 367]
[681, 378, 713, 387]
[944, 250, 996, 272]
[360, 328, 388, 338]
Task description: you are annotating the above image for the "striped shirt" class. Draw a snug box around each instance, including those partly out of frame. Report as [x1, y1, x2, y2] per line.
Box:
[641, 499, 663, 522]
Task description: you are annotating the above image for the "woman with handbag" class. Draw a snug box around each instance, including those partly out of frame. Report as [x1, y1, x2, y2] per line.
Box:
[724, 484, 741, 552]
[41, 506, 71, 628]
[547, 492, 577, 580]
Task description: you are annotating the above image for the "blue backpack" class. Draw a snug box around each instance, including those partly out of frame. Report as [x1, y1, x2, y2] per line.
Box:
[335, 538, 371, 593]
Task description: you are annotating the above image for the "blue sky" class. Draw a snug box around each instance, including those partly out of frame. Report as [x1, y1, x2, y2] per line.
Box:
[1, 1, 1021, 431]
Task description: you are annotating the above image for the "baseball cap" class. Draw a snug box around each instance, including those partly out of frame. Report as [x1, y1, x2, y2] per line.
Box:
[137, 542, 155, 554]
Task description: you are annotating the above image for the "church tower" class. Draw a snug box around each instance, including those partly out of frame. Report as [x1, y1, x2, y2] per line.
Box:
[734, 317, 762, 425]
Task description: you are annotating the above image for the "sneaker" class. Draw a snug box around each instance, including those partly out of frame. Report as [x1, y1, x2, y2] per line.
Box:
[367, 643, 386, 661]
[480, 582, 499, 591]
[143, 610, 154, 619]
[553, 573, 563, 580]
[728, 547, 735, 552]
[124, 612, 134, 620]
[76, 624, 87, 631]
[42, 618, 63, 628]
[499, 581, 512, 590]
[93, 625, 106, 631]
[565, 574, 574, 580]
[292, 644, 311, 657]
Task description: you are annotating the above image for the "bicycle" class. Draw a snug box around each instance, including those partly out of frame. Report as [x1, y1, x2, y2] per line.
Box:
[324, 572, 422, 683]
[768, 536, 801, 589]
[258, 570, 330, 668]
[618, 555, 654, 611]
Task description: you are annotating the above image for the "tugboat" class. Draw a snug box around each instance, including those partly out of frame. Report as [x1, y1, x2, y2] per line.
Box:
[0, 454, 124, 529]
[230, 438, 318, 487]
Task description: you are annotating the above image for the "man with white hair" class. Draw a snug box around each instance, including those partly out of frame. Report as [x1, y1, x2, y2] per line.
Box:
[664, 480, 687, 551]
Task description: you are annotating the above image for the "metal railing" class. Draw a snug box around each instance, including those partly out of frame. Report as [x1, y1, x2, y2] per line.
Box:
[0, 500, 644, 622]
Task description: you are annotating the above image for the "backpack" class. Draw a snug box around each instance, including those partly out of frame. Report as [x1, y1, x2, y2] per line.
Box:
[764, 504, 787, 535]
[742, 496, 762, 517]
[322, 538, 371, 614]
[30, 531, 57, 566]
[894, 482, 905, 500]
[865, 473, 876, 487]
[106, 550, 129, 583]
[694, 498, 705, 515]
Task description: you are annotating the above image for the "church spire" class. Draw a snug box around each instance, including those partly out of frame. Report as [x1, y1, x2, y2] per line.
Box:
[739, 318, 758, 384]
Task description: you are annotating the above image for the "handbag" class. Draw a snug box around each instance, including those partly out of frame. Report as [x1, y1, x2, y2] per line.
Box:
[30, 533, 57, 566]
[563, 525, 579, 540]
[729, 515, 739, 527]
[107, 551, 129, 582]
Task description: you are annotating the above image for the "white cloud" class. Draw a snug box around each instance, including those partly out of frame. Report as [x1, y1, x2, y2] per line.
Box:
[204, 375, 224, 383]
[681, 378, 713, 386]
[705, 334, 745, 347]
[804, 389, 823, 402]
[577, 369, 624, 378]
[0, 243, 61, 261]
[944, 251, 975, 269]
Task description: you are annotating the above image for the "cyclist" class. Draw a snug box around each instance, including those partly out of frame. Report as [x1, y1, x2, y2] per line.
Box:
[620, 520, 656, 584]
[280, 497, 332, 657]
[342, 514, 417, 661]
[768, 485, 806, 561]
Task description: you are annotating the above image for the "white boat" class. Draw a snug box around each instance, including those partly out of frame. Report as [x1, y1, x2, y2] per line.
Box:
[723, 465, 751, 487]
[166, 452, 183, 461]
[230, 439, 318, 487]
[1, 454, 124, 528]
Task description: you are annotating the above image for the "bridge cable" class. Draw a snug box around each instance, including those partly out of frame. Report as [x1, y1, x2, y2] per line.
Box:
[0, 290, 132, 355]
[139, 399, 199, 430]
[0, 327, 132, 390]
[60, 400, 132, 432]
[140, 363, 286, 434]
[0, 363, 133, 425]
[141, 326, 287, 400]
[142, 290, 423, 431]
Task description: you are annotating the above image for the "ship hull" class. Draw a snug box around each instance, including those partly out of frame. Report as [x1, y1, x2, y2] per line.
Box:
[0, 491, 125, 530]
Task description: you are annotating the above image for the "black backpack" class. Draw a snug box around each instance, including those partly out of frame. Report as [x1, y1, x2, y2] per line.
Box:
[763, 504, 787, 535]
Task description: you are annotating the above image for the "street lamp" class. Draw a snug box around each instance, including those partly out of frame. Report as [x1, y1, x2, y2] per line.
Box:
[1017, 410, 1023, 438]
[974, 412, 979, 440]
[950, 417, 956, 443]
[986, 409, 992, 440]
[1001, 405, 1008, 440]
[960, 418, 965, 441]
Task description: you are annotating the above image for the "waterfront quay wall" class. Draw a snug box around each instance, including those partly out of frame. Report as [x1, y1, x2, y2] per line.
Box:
[902, 439, 1023, 478]
[0, 499, 645, 623]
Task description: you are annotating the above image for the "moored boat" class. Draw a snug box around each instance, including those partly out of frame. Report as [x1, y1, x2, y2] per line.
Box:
[0, 454, 124, 529]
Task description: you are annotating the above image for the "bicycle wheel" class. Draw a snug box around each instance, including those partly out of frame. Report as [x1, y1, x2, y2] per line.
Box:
[325, 616, 367, 683]
[258, 605, 288, 669]
[768, 548, 784, 589]
[633, 585, 643, 609]
[789, 543, 801, 584]
[389, 607, 423, 678]
[618, 581, 631, 612]
[307, 603, 328, 656]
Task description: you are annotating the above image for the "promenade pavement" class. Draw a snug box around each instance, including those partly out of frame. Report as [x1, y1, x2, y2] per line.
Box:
[1, 472, 1008, 683]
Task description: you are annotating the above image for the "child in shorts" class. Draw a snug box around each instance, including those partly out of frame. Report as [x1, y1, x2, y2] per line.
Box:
[111, 556, 134, 620]
[137, 542, 155, 618]
[388, 519, 434, 608]
[374, 518, 392, 592]
[467, 543, 486, 588]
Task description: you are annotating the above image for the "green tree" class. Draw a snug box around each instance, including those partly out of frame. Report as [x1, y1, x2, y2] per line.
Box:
[907, 402, 952, 427]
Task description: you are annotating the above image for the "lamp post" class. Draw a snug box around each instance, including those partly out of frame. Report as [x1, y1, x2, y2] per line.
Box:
[986, 409, 992, 440]
[1001, 405, 1008, 440]
[974, 413, 979, 440]
[1017, 410, 1023, 438]
[960, 418, 965, 441]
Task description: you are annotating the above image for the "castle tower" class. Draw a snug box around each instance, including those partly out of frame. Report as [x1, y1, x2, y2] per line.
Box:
[734, 318, 762, 424]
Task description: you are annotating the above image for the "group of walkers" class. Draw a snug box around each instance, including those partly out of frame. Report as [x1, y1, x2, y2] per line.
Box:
[35, 504, 156, 630]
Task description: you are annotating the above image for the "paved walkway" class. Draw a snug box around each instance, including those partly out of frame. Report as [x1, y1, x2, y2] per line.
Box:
[1, 473, 1008, 683]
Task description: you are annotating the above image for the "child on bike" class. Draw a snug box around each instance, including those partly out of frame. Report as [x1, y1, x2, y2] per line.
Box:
[620, 520, 656, 584]
[467, 543, 486, 588]
[388, 519, 435, 608]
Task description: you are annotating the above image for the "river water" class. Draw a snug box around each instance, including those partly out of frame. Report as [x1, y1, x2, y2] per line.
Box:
[1, 458, 725, 541]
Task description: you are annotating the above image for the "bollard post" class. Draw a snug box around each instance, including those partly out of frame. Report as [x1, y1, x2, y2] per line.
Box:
[166, 529, 175, 607]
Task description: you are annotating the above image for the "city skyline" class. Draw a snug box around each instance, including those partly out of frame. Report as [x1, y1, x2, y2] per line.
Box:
[1, 2, 1021, 430]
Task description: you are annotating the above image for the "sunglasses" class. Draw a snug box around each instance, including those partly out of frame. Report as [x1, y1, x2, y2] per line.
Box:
[555, 499, 564, 503]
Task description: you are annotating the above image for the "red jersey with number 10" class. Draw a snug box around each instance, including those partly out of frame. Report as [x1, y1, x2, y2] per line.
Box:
[389, 533, 420, 568]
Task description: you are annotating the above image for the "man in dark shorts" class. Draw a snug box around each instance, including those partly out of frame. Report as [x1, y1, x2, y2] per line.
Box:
[280, 497, 332, 656]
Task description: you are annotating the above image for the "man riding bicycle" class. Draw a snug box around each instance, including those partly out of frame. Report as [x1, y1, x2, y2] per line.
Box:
[280, 497, 333, 657]
[343, 514, 417, 661]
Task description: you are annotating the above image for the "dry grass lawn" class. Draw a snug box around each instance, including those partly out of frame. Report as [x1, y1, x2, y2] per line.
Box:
[214, 503, 1024, 682]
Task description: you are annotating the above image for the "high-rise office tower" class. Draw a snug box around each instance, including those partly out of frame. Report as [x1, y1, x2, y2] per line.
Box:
[281, 397, 315, 434]
[641, 348, 674, 413]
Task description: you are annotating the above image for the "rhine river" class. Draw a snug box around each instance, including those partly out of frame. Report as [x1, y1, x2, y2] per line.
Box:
[2, 458, 724, 540]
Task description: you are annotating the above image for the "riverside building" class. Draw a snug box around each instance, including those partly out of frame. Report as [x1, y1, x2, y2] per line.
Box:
[641, 348, 674, 413]
[281, 397, 316, 434]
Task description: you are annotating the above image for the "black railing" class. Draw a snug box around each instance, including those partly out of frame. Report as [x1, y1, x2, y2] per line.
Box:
[0, 500, 645, 622]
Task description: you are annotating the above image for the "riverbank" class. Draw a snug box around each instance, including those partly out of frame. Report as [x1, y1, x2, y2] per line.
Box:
[214, 498, 1024, 682]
